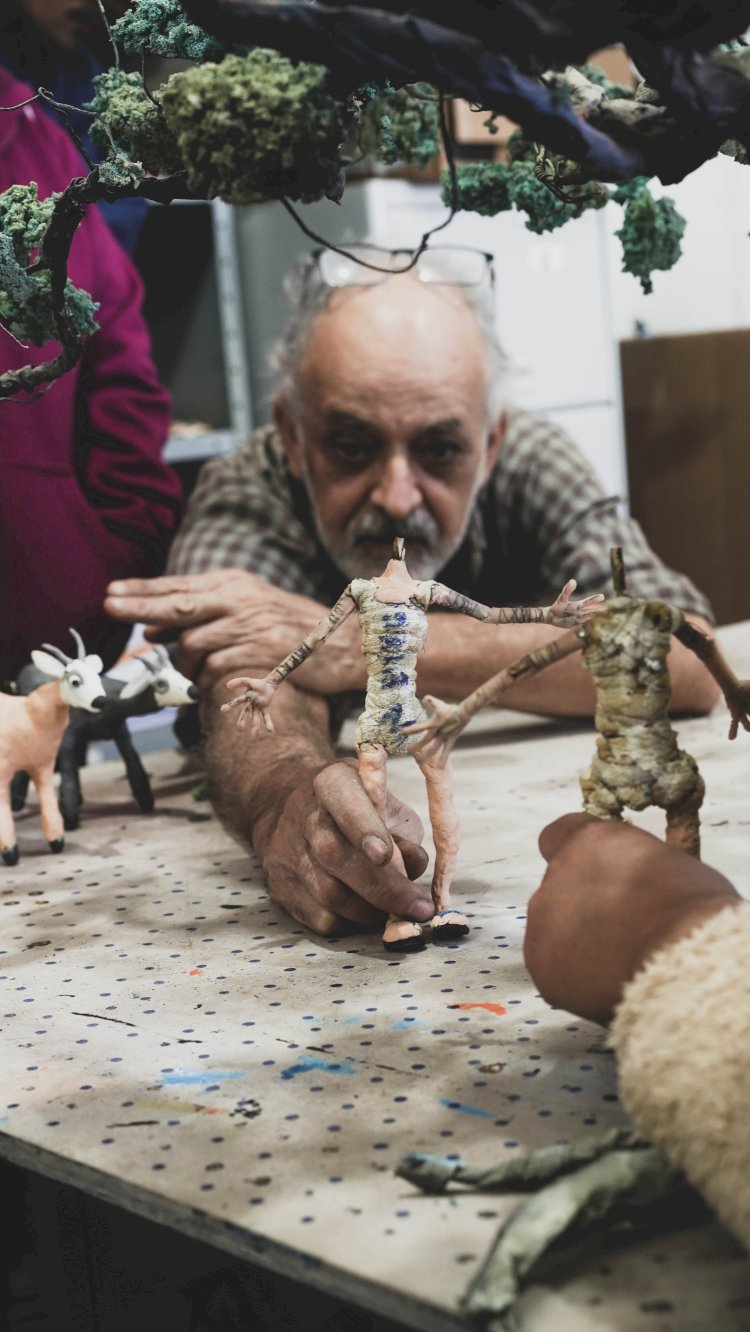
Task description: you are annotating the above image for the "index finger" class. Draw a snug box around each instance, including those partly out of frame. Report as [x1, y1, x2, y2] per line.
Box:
[105, 583, 232, 628]
[314, 763, 395, 864]
[108, 574, 230, 598]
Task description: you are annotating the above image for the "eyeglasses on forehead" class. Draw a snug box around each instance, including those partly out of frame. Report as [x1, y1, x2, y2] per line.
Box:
[311, 244, 495, 289]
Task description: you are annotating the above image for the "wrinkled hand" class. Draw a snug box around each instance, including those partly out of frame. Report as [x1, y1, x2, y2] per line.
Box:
[401, 694, 464, 767]
[255, 760, 433, 936]
[545, 579, 604, 628]
[104, 569, 364, 692]
[222, 675, 276, 733]
[525, 813, 740, 1025]
[723, 680, 750, 740]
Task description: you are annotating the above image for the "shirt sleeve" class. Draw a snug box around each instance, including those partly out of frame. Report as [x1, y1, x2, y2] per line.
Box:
[609, 902, 750, 1250]
[498, 412, 714, 621]
[166, 429, 323, 596]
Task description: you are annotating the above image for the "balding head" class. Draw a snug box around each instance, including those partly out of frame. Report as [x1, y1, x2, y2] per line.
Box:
[273, 266, 507, 581]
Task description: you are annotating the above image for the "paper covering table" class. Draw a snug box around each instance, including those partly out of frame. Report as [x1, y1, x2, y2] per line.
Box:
[2, 623, 750, 1331]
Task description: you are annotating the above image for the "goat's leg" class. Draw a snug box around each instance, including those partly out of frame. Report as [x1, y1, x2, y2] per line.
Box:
[10, 770, 30, 812]
[57, 729, 83, 831]
[0, 783, 18, 865]
[114, 723, 154, 812]
[33, 765, 65, 851]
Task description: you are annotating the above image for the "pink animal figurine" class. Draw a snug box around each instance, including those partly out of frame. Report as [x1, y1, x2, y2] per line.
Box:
[0, 629, 106, 864]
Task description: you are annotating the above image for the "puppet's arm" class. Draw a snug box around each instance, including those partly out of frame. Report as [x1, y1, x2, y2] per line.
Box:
[222, 590, 356, 733]
[428, 578, 603, 628]
[674, 619, 750, 740]
[404, 630, 583, 767]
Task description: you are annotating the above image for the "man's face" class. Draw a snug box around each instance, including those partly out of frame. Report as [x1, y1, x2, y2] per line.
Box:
[21, 0, 100, 49]
[277, 276, 503, 581]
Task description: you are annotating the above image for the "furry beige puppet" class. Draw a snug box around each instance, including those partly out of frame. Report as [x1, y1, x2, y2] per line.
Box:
[406, 548, 750, 858]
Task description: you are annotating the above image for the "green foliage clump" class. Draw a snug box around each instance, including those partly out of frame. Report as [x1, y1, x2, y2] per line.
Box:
[0, 183, 98, 345]
[613, 178, 686, 293]
[86, 69, 183, 177]
[160, 50, 351, 204]
[577, 61, 635, 100]
[111, 0, 226, 61]
[509, 161, 591, 233]
[443, 158, 595, 231]
[442, 161, 514, 216]
[97, 151, 145, 192]
[357, 85, 440, 168]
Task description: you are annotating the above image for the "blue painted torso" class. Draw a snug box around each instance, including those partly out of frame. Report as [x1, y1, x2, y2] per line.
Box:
[349, 579, 431, 755]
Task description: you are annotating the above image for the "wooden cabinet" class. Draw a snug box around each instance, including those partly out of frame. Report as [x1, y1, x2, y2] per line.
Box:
[621, 329, 750, 625]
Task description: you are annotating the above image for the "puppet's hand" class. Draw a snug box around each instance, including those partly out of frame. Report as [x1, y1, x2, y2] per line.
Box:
[402, 695, 464, 767]
[545, 579, 604, 628]
[221, 676, 276, 733]
[723, 680, 750, 740]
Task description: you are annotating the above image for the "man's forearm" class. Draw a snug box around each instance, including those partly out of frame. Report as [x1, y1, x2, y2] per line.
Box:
[415, 612, 720, 717]
[416, 614, 595, 715]
[203, 671, 335, 857]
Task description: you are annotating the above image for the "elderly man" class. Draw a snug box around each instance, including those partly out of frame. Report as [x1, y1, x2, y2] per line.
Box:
[105, 244, 716, 936]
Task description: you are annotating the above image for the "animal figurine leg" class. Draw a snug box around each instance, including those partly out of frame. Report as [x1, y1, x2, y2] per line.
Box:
[0, 783, 19, 864]
[33, 765, 65, 852]
[357, 742, 425, 952]
[416, 754, 469, 940]
[10, 770, 29, 813]
[57, 730, 83, 831]
[113, 721, 154, 813]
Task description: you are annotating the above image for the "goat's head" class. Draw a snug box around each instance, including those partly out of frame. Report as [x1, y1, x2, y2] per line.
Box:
[31, 629, 107, 712]
[119, 644, 200, 707]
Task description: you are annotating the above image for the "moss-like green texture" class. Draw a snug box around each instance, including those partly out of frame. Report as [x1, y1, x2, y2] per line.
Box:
[357, 85, 440, 168]
[160, 50, 351, 204]
[111, 0, 226, 61]
[85, 69, 183, 177]
[0, 183, 99, 345]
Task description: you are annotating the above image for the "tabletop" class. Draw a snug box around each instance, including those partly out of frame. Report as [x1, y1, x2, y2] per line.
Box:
[2, 622, 750, 1332]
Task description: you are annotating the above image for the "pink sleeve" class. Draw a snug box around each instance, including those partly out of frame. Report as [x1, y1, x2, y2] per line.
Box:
[72, 198, 183, 575]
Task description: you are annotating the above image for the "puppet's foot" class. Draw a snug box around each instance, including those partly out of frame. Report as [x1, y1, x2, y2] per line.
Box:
[431, 909, 470, 941]
[383, 918, 426, 952]
[2, 844, 19, 867]
[48, 838, 65, 854]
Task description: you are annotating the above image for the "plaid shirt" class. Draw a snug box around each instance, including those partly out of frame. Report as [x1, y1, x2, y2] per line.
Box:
[167, 410, 713, 620]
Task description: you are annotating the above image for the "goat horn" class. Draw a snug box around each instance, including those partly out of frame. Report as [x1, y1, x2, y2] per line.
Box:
[69, 627, 86, 660]
[41, 642, 71, 665]
[140, 653, 160, 676]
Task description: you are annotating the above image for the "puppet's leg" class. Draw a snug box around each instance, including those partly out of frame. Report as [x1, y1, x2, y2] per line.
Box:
[656, 751, 705, 859]
[416, 754, 469, 941]
[579, 749, 626, 822]
[358, 742, 425, 952]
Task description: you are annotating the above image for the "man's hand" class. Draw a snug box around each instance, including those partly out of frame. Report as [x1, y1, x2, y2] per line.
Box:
[254, 760, 433, 936]
[525, 813, 741, 1026]
[104, 570, 364, 692]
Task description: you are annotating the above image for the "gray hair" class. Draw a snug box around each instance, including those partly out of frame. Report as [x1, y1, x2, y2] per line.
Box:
[268, 251, 514, 425]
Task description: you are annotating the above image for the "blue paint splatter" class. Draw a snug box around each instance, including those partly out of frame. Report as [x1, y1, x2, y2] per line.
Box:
[281, 1057, 356, 1081]
[161, 1069, 246, 1086]
[391, 1018, 421, 1029]
[440, 1098, 494, 1119]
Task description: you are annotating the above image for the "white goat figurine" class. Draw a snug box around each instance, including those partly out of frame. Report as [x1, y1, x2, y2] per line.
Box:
[0, 629, 106, 865]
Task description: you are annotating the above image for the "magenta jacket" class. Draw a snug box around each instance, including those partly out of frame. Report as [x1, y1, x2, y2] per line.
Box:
[0, 69, 182, 683]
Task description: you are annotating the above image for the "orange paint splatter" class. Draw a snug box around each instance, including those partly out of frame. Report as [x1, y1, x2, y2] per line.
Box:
[189, 968, 204, 976]
[448, 1002, 506, 1016]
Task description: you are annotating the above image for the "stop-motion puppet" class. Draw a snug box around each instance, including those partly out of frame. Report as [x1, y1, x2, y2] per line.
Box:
[406, 547, 750, 858]
[222, 539, 602, 949]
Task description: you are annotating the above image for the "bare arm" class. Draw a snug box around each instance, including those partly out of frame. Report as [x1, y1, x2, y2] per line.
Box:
[203, 672, 432, 936]
[427, 578, 603, 628]
[674, 616, 750, 736]
[222, 590, 356, 730]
